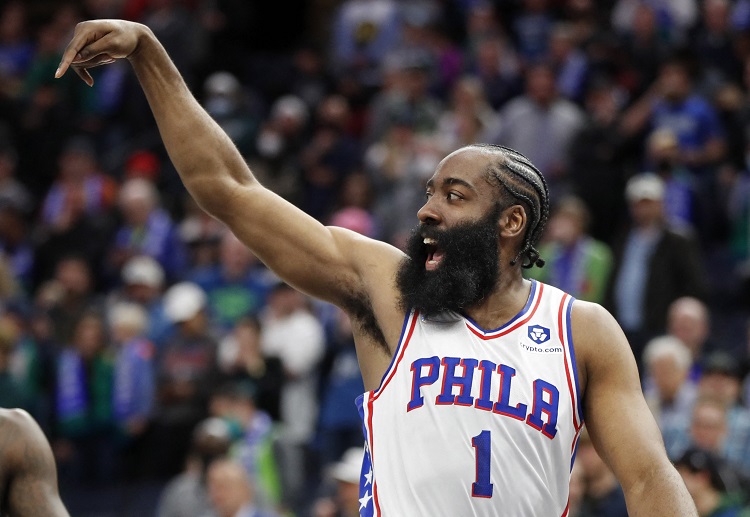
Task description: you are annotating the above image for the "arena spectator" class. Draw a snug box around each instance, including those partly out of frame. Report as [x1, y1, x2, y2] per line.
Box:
[675, 447, 749, 516]
[528, 195, 613, 303]
[217, 318, 283, 422]
[152, 282, 218, 478]
[205, 458, 281, 517]
[109, 177, 187, 281]
[667, 296, 713, 380]
[260, 282, 324, 514]
[156, 417, 233, 517]
[608, 173, 707, 364]
[190, 232, 273, 333]
[576, 427, 628, 517]
[312, 447, 364, 517]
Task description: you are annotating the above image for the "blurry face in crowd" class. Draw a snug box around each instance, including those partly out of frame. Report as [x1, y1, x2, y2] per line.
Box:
[628, 198, 663, 227]
[659, 64, 691, 102]
[220, 234, 256, 277]
[547, 205, 585, 247]
[698, 372, 741, 406]
[576, 439, 608, 481]
[55, 258, 92, 296]
[526, 66, 556, 105]
[234, 320, 262, 359]
[73, 314, 105, 359]
[667, 302, 708, 358]
[649, 355, 688, 402]
[690, 403, 727, 452]
[207, 462, 253, 517]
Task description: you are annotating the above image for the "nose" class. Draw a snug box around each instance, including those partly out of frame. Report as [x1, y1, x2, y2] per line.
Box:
[417, 199, 441, 226]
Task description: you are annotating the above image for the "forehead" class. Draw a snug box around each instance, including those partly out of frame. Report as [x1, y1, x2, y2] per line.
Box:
[428, 148, 497, 188]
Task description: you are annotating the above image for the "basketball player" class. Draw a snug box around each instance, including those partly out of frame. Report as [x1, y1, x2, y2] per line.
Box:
[0, 408, 69, 516]
[56, 20, 697, 515]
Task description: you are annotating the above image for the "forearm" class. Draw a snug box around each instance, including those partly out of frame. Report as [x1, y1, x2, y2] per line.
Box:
[624, 464, 697, 516]
[127, 27, 254, 215]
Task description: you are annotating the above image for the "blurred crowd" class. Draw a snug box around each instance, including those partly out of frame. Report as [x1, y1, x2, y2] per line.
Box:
[3, 0, 750, 515]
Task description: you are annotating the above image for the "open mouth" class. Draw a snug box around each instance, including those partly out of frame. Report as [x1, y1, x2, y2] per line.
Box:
[423, 237, 444, 270]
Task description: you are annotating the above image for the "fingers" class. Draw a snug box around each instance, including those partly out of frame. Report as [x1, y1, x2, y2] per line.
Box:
[55, 21, 114, 79]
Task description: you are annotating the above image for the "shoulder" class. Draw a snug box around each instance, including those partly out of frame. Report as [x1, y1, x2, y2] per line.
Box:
[0, 408, 45, 466]
[569, 300, 634, 393]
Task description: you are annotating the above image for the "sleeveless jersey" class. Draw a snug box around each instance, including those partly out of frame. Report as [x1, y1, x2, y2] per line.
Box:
[355, 280, 584, 516]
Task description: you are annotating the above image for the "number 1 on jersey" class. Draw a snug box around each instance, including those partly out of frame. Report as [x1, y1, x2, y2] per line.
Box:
[471, 430, 494, 498]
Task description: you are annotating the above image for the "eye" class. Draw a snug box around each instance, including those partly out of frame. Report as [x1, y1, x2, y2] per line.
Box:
[447, 191, 463, 201]
[425, 191, 433, 200]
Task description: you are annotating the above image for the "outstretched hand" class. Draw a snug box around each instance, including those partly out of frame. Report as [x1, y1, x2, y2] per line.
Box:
[55, 19, 146, 86]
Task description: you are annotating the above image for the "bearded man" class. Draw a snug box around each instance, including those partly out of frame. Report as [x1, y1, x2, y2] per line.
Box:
[56, 20, 697, 516]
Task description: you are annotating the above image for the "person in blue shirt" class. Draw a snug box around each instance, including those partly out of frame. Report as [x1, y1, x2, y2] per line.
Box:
[190, 232, 273, 332]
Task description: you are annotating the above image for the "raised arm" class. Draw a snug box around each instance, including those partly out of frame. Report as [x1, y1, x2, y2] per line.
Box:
[1, 409, 69, 517]
[55, 20, 403, 312]
[573, 302, 697, 516]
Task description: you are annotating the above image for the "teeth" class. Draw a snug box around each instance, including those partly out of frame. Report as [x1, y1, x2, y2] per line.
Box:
[424, 238, 437, 245]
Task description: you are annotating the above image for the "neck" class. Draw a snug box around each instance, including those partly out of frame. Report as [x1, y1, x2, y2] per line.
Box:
[464, 274, 530, 330]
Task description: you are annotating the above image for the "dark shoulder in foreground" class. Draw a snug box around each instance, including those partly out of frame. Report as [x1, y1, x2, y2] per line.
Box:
[0, 408, 69, 517]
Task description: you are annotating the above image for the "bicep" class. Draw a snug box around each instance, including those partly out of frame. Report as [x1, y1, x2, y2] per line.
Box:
[575, 304, 670, 489]
[212, 181, 403, 306]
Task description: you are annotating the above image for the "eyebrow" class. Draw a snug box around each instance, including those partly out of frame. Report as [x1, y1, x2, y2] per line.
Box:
[425, 177, 476, 192]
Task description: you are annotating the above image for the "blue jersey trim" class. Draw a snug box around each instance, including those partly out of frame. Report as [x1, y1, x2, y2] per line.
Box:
[565, 297, 584, 424]
[463, 279, 537, 334]
[373, 309, 414, 395]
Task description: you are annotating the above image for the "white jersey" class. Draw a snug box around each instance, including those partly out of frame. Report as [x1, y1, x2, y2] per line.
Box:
[355, 280, 584, 516]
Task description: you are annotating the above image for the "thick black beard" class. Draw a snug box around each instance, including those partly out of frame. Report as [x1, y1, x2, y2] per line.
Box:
[396, 206, 502, 317]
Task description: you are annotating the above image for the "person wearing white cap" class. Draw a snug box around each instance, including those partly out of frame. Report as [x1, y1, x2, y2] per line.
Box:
[109, 255, 171, 347]
[151, 282, 220, 478]
[312, 447, 365, 517]
[608, 173, 707, 367]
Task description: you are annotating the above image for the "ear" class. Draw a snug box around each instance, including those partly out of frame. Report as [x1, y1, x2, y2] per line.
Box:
[499, 205, 527, 239]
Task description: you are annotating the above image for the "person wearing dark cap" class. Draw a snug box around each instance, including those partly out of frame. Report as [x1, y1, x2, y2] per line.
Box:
[675, 447, 750, 517]
[696, 352, 750, 477]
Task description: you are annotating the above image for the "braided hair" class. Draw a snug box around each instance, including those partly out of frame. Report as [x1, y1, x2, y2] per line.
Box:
[468, 144, 550, 269]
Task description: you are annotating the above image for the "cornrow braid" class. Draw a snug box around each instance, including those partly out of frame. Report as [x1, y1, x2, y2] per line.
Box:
[469, 143, 550, 269]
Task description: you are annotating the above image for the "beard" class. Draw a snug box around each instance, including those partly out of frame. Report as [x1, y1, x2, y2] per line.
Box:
[396, 205, 502, 317]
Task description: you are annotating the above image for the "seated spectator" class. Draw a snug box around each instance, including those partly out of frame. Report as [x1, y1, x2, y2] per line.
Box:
[260, 282, 324, 513]
[667, 296, 712, 381]
[153, 282, 218, 478]
[528, 195, 613, 303]
[668, 353, 750, 477]
[217, 318, 283, 422]
[316, 308, 366, 468]
[179, 195, 226, 270]
[38, 255, 102, 345]
[190, 232, 273, 333]
[156, 417, 233, 517]
[113, 255, 171, 348]
[645, 128, 698, 230]
[0, 205, 34, 294]
[0, 315, 34, 410]
[205, 458, 280, 517]
[675, 447, 749, 517]
[312, 447, 365, 517]
[40, 137, 117, 226]
[576, 427, 628, 517]
[108, 302, 156, 481]
[54, 311, 115, 486]
[492, 63, 585, 185]
[209, 383, 281, 512]
[109, 178, 187, 281]
[697, 353, 750, 477]
[0, 144, 33, 214]
[642, 335, 697, 456]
